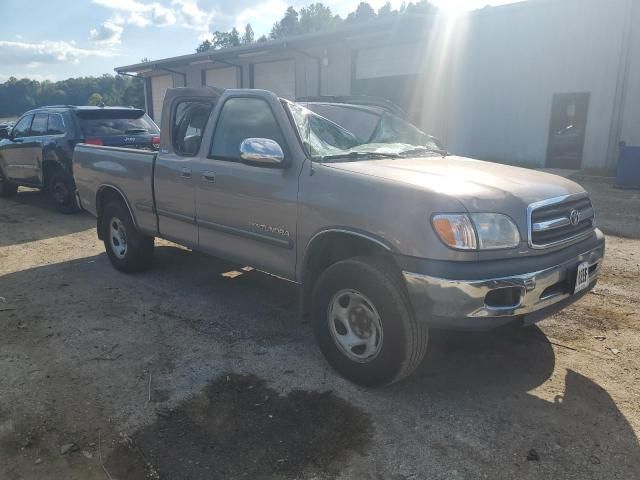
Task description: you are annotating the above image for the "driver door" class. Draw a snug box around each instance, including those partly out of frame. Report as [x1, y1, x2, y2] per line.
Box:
[193, 95, 302, 280]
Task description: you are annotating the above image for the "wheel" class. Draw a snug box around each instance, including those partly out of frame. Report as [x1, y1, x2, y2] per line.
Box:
[311, 256, 428, 387]
[102, 200, 154, 273]
[48, 171, 79, 214]
[0, 170, 18, 197]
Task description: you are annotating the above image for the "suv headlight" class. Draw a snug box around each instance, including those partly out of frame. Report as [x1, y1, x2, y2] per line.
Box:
[432, 213, 520, 250]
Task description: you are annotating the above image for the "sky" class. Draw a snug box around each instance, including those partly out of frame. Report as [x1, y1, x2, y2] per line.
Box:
[0, 0, 522, 82]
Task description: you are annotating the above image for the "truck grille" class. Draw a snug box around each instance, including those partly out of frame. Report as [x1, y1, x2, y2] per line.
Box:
[528, 194, 595, 248]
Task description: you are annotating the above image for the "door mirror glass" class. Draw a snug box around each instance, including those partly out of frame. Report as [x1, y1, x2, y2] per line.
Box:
[0, 127, 9, 139]
[240, 138, 285, 166]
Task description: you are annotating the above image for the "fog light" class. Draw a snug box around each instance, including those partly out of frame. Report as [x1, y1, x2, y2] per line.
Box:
[485, 287, 523, 309]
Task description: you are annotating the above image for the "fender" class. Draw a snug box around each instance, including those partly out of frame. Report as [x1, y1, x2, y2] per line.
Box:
[300, 227, 396, 279]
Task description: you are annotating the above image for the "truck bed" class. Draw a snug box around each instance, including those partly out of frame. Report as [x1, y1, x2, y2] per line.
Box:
[73, 144, 158, 235]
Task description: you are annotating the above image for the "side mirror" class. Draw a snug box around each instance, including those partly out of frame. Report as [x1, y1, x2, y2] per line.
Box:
[239, 138, 285, 167]
[0, 128, 9, 140]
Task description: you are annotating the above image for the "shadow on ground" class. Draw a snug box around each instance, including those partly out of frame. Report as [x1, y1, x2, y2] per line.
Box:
[1, 246, 639, 479]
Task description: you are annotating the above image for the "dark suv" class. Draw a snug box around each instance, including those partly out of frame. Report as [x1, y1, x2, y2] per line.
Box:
[0, 106, 159, 213]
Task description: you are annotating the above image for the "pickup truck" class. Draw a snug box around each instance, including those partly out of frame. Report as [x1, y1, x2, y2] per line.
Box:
[74, 87, 605, 386]
[0, 105, 159, 212]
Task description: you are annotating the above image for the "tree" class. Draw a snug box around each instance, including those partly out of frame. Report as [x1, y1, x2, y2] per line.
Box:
[87, 93, 104, 106]
[0, 75, 145, 117]
[242, 24, 255, 44]
[377, 2, 395, 17]
[299, 3, 340, 34]
[270, 6, 300, 39]
[196, 39, 212, 53]
[346, 2, 376, 23]
[194, 1, 438, 52]
[404, 0, 436, 15]
[229, 27, 241, 47]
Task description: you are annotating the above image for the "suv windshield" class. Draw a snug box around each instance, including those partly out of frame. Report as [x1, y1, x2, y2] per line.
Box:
[287, 101, 444, 162]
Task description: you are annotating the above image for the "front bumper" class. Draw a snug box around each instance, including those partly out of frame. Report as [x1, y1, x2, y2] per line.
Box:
[402, 236, 605, 331]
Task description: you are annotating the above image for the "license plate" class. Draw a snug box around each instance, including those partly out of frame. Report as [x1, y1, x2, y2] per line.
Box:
[574, 261, 590, 294]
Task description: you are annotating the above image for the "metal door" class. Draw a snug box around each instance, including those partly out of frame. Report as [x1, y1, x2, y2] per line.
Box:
[546, 93, 590, 169]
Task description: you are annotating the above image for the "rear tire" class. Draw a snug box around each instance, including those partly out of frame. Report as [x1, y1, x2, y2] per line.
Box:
[48, 171, 79, 214]
[102, 200, 154, 273]
[312, 256, 428, 387]
[0, 170, 18, 198]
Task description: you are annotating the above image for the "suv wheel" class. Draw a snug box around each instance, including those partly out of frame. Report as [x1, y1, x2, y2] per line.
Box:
[0, 170, 18, 198]
[102, 200, 154, 273]
[312, 256, 428, 387]
[48, 171, 79, 214]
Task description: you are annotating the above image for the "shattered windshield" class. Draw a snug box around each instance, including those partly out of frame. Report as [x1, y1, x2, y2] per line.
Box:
[287, 101, 444, 162]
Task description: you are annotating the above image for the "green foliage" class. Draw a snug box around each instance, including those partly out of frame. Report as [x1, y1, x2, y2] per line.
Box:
[0, 74, 145, 117]
[299, 3, 340, 33]
[242, 24, 255, 44]
[270, 6, 300, 39]
[87, 93, 104, 106]
[196, 1, 436, 52]
[346, 2, 376, 23]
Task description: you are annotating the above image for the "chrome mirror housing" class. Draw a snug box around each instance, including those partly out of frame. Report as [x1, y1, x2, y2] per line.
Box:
[239, 138, 285, 166]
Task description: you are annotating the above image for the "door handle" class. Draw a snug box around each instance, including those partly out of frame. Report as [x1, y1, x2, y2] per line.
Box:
[181, 167, 192, 178]
[201, 172, 216, 183]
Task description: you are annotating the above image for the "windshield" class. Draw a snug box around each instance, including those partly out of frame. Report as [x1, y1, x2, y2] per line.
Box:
[287, 101, 444, 162]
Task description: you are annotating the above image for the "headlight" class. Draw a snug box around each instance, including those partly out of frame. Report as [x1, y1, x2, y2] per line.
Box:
[470, 213, 520, 249]
[432, 213, 520, 250]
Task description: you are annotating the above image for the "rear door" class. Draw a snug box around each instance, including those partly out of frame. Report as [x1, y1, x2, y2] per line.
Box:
[154, 98, 214, 246]
[2, 114, 41, 184]
[193, 93, 301, 279]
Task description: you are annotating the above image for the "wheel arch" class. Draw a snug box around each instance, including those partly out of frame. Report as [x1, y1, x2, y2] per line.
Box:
[95, 185, 138, 240]
[300, 228, 399, 315]
[41, 152, 69, 188]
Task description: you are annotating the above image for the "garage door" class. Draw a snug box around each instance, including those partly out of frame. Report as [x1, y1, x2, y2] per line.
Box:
[151, 75, 174, 122]
[355, 44, 422, 79]
[253, 59, 295, 99]
[205, 67, 239, 89]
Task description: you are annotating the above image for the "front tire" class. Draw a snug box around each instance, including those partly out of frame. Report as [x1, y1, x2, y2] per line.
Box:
[0, 170, 18, 198]
[312, 256, 428, 387]
[48, 171, 79, 214]
[102, 200, 154, 273]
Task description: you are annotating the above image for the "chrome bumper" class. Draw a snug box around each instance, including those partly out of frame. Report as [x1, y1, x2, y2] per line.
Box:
[403, 243, 604, 330]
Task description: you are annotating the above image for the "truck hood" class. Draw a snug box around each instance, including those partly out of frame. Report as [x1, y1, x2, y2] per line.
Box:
[325, 155, 585, 211]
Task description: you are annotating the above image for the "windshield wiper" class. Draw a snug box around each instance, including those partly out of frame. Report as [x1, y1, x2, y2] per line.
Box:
[319, 151, 400, 162]
[399, 146, 449, 157]
[125, 128, 148, 134]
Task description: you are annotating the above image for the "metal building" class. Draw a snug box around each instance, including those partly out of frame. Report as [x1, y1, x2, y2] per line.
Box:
[116, 0, 640, 171]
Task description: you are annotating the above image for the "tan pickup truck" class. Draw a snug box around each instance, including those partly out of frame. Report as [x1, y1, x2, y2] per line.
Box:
[74, 87, 605, 386]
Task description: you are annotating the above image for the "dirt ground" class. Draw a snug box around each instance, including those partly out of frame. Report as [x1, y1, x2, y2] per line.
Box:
[1, 177, 639, 480]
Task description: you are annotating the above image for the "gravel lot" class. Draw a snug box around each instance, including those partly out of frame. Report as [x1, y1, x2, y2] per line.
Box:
[1, 177, 639, 480]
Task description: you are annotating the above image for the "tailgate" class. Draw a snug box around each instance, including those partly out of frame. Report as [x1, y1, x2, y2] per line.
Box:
[73, 144, 157, 235]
